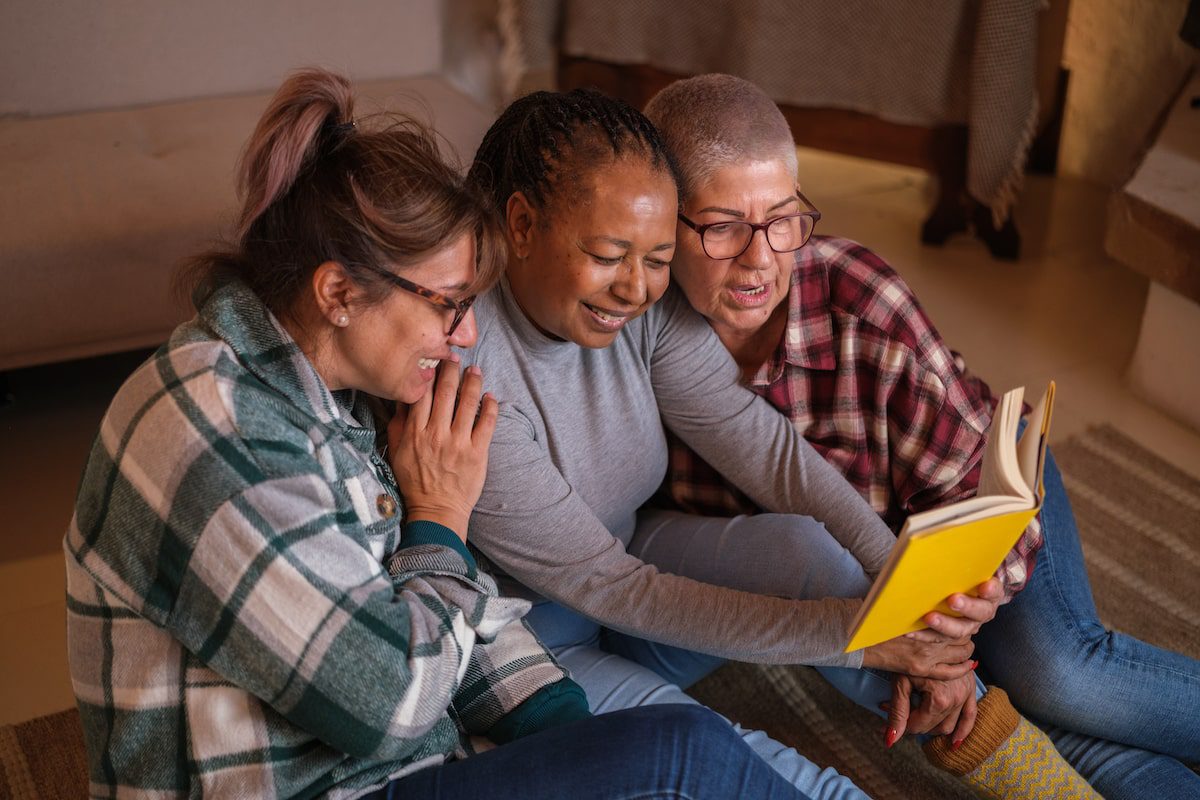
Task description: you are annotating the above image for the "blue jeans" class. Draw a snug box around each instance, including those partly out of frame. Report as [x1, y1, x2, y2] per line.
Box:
[973, 447, 1200, 798]
[529, 511, 874, 800]
[614, 498, 1200, 798]
[366, 704, 814, 799]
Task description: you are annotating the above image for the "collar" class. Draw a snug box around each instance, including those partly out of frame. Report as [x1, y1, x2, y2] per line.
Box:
[197, 279, 377, 451]
[747, 245, 837, 386]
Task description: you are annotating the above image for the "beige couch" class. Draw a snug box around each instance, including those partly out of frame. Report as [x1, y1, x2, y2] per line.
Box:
[0, 76, 493, 372]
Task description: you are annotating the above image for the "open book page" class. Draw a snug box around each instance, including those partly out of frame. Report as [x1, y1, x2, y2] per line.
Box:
[1016, 383, 1055, 497]
[977, 385, 1029, 501]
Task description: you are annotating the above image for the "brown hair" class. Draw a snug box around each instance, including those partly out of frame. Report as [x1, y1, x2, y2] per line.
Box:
[180, 68, 503, 319]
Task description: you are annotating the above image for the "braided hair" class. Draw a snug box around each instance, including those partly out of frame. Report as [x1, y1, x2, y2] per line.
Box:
[468, 88, 681, 221]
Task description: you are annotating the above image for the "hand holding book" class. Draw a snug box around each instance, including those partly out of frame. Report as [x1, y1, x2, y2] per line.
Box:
[846, 383, 1056, 653]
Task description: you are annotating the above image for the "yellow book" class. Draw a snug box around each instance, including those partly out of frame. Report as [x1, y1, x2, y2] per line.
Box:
[844, 382, 1056, 653]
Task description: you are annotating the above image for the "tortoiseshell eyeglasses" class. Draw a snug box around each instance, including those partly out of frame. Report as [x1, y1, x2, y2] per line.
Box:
[364, 265, 477, 335]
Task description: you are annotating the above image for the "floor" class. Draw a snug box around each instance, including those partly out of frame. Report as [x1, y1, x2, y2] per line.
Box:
[2, 148, 1198, 727]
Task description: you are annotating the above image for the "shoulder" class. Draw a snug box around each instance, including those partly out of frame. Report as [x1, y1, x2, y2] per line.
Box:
[100, 323, 321, 499]
[802, 236, 929, 351]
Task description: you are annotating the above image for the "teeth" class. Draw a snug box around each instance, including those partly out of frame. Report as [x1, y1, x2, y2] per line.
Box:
[418, 358, 440, 369]
[740, 286, 766, 295]
[589, 306, 622, 323]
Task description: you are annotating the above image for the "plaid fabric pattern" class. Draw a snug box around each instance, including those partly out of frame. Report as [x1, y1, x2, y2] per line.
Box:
[65, 280, 579, 799]
[663, 236, 1042, 599]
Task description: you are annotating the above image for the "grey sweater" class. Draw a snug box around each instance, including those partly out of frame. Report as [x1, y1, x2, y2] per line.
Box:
[463, 280, 897, 667]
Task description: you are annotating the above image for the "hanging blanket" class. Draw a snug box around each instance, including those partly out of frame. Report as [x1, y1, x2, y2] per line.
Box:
[501, 0, 1039, 222]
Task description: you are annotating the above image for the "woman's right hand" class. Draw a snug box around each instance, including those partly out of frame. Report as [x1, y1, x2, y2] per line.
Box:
[387, 358, 498, 541]
[860, 630, 976, 680]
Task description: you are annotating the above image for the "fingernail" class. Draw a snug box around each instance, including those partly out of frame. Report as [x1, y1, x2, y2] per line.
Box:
[467, 364, 481, 375]
[952, 738, 964, 750]
[885, 728, 899, 748]
[448, 353, 461, 363]
[971, 660, 979, 671]
[950, 597, 964, 610]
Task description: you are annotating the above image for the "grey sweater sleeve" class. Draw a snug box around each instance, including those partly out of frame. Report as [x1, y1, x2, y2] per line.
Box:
[471, 403, 868, 667]
[650, 288, 897, 576]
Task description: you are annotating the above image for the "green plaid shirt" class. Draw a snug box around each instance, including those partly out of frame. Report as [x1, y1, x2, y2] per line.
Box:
[65, 279, 588, 799]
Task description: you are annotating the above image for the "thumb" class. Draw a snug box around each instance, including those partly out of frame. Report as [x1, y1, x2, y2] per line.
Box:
[886, 675, 912, 748]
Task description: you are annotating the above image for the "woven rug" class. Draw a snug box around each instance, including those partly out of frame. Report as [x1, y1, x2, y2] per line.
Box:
[689, 424, 1200, 799]
[2, 425, 1196, 799]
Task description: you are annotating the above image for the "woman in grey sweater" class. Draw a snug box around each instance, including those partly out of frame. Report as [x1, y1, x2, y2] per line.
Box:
[463, 89, 1101, 800]
[65, 69, 808, 800]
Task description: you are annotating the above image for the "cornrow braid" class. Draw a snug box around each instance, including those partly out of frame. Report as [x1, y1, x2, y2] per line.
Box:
[468, 88, 680, 219]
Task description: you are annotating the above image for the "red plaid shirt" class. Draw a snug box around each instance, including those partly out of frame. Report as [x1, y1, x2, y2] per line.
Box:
[662, 236, 1042, 600]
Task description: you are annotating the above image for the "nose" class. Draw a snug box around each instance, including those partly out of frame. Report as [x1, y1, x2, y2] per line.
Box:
[448, 307, 478, 348]
[737, 227, 774, 271]
[610, 259, 648, 307]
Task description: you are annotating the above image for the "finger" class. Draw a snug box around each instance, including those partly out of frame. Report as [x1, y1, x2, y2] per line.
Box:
[427, 355, 462, 431]
[387, 405, 409, 455]
[886, 676, 911, 747]
[951, 688, 978, 746]
[452, 364, 485, 437]
[946, 592, 998, 624]
[976, 578, 1004, 601]
[471, 392, 499, 449]
[925, 658, 977, 681]
[924, 610, 979, 640]
[407, 368, 436, 430]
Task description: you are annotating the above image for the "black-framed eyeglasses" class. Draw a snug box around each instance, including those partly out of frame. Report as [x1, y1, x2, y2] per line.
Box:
[678, 190, 821, 260]
[364, 265, 476, 335]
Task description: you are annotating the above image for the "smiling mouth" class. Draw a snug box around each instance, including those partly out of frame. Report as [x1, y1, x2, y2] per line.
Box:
[417, 358, 441, 370]
[583, 302, 632, 329]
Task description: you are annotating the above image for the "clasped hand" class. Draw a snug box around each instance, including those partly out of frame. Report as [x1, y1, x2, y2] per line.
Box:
[862, 578, 1003, 746]
[387, 357, 498, 541]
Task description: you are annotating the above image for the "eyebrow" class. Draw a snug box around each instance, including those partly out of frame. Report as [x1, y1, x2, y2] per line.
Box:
[581, 237, 676, 252]
[698, 195, 799, 218]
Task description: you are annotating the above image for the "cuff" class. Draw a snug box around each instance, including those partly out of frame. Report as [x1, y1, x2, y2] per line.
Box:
[401, 520, 477, 576]
[486, 679, 592, 744]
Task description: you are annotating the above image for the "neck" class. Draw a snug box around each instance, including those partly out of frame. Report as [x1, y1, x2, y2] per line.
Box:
[711, 302, 788, 382]
[279, 311, 341, 391]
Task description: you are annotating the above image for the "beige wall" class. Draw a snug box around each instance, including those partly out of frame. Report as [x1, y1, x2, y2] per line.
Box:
[1059, 0, 1196, 187]
[0, 0, 442, 117]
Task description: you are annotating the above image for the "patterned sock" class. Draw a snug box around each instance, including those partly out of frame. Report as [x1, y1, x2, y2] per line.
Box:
[923, 687, 1099, 800]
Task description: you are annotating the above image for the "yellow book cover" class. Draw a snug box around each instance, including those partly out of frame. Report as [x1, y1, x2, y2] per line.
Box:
[844, 382, 1055, 653]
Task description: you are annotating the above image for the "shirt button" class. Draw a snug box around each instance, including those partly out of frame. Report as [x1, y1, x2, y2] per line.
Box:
[376, 494, 397, 519]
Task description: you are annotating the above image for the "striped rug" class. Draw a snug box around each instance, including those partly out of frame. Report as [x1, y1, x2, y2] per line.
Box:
[688, 424, 1200, 799]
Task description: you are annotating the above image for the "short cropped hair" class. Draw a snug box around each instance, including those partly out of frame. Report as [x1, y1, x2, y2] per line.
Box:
[644, 74, 797, 200]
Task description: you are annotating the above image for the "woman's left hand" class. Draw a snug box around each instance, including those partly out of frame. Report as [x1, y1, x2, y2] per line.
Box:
[882, 671, 978, 747]
[908, 577, 1003, 642]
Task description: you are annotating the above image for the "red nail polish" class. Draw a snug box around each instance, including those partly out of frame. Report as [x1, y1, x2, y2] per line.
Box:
[971, 659, 979, 671]
[885, 728, 899, 748]
[952, 738, 964, 750]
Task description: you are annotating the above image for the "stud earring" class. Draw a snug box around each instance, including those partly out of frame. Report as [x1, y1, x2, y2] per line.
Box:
[335, 313, 349, 327]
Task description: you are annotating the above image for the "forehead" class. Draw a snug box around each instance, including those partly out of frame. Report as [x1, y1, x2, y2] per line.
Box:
[559, 157, 678, 226]
[399, 233, 476, 288]
[692, 159, 796, 205]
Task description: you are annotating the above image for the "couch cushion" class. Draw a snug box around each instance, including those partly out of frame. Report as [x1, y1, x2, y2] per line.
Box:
[0, 75, 494, 371]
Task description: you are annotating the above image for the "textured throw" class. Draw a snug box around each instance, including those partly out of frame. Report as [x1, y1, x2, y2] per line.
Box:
[2, 425, 1196, 798]
[499, 0, 1039, 220]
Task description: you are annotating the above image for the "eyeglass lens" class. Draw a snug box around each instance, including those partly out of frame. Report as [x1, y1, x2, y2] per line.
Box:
[703, 215, 814, 259]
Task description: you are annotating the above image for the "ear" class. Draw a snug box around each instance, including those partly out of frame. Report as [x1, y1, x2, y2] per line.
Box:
[505, 191, 539, 259]
[310, 261, 362, 325]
